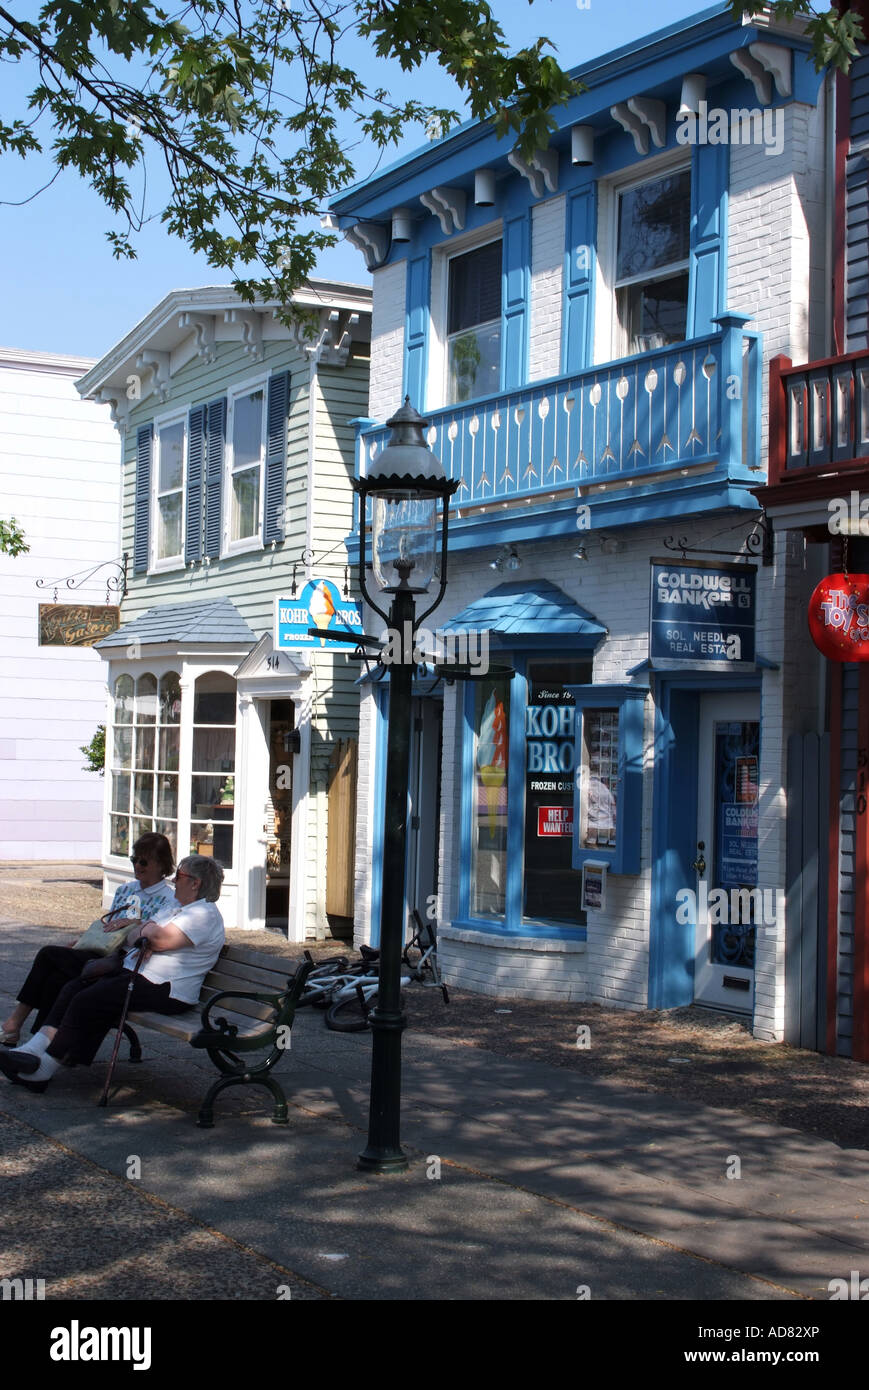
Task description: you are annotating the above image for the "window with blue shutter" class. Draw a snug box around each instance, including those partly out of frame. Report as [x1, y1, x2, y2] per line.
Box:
[185, 406, 204, 564]
[264, 371, 289, 545]
[204, 398, 226, 559]
[133, 424, 153, 574]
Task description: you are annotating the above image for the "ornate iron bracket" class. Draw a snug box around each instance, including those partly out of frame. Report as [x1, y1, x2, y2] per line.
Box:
[290, 547, 351, 598]
[36, 552, 129, 604]
[663, 514, 773, 566]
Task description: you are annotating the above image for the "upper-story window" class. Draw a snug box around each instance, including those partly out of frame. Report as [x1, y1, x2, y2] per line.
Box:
[447, 240, 502, 404]
[615, 168, 690, 355]
[226, 383, 266, 548]
[153, 418, 186, 566]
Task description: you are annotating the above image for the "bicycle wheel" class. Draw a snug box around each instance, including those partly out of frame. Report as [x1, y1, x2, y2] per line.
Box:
[297, 959, 348, 1008]
[325, 985, 376, 1032]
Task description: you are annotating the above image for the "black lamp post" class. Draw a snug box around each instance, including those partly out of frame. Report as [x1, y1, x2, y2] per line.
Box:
[353, 398, 458, 1174]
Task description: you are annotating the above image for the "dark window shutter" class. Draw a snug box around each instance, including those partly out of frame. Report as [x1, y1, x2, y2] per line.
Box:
[204, 398, 226, 559]
[185, 406, 204, 564]
[264, 372, 289, 544]
[133, 424, 153, 574]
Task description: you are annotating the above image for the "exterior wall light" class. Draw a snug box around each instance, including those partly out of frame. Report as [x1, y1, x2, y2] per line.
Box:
[571, 125, 595, 166]
[474, 169, 496, 206]
[678, 73, 707, 117]
[391, 208, 413, 243]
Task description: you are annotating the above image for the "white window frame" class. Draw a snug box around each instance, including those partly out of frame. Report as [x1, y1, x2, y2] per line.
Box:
[427, 222, 504, 411]
[594, 152, 692, 366]
[223, 372, 269, 557]
[149, 409, 187, 573]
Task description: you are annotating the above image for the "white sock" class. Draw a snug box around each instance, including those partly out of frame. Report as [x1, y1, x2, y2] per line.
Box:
[29, 1053, 60, 1081]
[16, 1032, 50, 1057]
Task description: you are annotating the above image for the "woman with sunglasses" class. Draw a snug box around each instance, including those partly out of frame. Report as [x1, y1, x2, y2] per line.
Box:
[1, 832, 178, 1046]
[0, 855, 225, 1093]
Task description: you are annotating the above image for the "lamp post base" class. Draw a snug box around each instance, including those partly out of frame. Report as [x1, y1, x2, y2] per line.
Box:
[356, 1149, 409, 1175]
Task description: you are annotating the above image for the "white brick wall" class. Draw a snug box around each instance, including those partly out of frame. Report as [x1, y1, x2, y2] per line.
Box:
[528, 195, 565, 381]
[727, 96, 827, 464]
[369, 261, 406, 423]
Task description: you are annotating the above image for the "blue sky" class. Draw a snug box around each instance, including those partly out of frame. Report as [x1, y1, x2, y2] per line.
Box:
[0, 0, 709, 360]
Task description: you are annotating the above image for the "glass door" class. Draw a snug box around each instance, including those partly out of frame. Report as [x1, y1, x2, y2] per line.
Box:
[694, 692, 760, 1012]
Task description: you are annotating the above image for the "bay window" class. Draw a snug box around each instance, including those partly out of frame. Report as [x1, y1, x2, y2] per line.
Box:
[110, 671, 180, 859]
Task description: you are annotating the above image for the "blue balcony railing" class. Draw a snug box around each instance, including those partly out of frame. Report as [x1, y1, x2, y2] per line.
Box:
[358, 316, 760, 514]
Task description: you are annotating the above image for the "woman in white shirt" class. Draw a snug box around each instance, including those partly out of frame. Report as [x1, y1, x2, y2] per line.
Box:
[0, 855, 225, 1093]
[1, 832, 178, 1045]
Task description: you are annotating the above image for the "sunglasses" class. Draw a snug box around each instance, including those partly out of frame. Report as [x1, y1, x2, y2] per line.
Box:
[130, 855, 152, 867]
[174, 871, 198, 883]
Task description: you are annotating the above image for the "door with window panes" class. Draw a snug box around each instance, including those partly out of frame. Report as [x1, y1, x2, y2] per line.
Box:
[191, 673, 237, 868]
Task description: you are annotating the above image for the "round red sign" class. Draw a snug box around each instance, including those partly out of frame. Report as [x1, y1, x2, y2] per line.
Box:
[808, 573, 869, 661]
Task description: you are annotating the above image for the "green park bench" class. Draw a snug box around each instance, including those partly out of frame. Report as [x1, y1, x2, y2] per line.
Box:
[118, 946, 313, 1128]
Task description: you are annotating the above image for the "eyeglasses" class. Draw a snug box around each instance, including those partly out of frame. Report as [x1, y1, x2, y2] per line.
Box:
[174, 871, 198, 883]
[130, 856, 151, 867]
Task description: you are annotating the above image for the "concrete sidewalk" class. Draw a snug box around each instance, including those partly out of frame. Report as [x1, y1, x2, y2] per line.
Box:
[1, 919, 867, 1302]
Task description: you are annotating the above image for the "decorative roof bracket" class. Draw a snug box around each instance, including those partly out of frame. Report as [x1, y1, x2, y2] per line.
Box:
[729, 42, 793, 104]
[135, 348, 172, 402]
[224, 309, 264, 361]
[506, 147, 558, 199]
[178, 311, 217, 364]
[310, 309, 360, 367]
[419, 186, 467, 235]
[344, 222, 390, 270]
[611, 99, 666, 154]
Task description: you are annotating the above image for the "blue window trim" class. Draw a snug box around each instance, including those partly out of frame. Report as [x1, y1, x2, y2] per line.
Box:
[647, 671, 762, 1010]
[457, 653, 587, 942]
[569, 684, 646, 875]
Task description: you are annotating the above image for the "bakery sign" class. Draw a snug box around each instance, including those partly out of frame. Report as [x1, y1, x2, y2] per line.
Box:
[38, 604, 120, 646]
[808, 573, 869, 661]
[274, 579, 362, 652]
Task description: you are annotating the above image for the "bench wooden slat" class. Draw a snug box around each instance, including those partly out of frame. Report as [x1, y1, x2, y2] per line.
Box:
[127, 1006, 268, 1043]
[219, 945, 300, 976]
[210, 955, 296, 990]
[199, 974, 279, 1022]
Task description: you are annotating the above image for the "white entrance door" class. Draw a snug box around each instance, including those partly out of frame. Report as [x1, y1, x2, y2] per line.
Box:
[693, 692, 760, 1012]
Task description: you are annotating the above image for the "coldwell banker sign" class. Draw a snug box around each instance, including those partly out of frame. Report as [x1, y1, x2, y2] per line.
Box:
[650, 561, 756, 666]
[274, 579, 362, 652]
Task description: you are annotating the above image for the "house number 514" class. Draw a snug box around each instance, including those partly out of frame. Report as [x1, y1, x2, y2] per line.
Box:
[267, 655, 281, 671]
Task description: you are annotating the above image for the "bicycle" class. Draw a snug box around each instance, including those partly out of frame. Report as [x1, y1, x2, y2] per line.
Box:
[402, 910, 449, 1004]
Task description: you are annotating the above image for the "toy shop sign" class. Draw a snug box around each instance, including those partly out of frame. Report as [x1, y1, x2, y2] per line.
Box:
[808, 573, 869, 661]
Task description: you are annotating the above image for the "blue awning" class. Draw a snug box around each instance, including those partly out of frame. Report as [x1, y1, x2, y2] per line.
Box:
[439, 580, 607, 650]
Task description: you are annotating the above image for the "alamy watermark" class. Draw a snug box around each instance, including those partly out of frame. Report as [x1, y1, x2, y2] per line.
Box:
[380, 621, 489, 674]
[677, 102, 783, 157]
[676, 884, 784, 929]
[828, 491, 869, 536]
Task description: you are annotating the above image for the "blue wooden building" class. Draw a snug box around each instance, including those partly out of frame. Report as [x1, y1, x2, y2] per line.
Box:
[331, 2, 846, 1040]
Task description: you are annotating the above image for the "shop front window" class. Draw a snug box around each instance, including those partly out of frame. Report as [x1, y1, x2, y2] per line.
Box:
[110, 671, 180, 859]
[191, 671, 236, 868]
[523, 660, 591, 924]
[471, 679, 509, 919]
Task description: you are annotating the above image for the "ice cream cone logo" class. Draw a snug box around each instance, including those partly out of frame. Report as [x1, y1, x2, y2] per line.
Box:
[309, 581, 335, 646]
[477, 692, 507, 836]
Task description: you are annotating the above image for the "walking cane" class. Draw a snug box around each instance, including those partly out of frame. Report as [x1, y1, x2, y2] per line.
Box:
[97, 936, 149, 1108]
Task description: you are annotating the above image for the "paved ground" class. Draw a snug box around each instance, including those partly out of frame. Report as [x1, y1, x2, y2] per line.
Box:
[2, 863, 869, 1309]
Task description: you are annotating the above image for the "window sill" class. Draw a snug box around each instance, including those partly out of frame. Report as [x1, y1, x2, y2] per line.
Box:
[221, 537, 264, 560]
[149, 557, 187, 576]
[443, 920, 586, 948]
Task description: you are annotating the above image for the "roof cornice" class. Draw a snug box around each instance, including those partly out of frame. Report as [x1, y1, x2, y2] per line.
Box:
[76, 279, 372, 409]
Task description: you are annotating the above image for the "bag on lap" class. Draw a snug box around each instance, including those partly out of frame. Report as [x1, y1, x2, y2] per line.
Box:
[73, 920, 130, 957]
